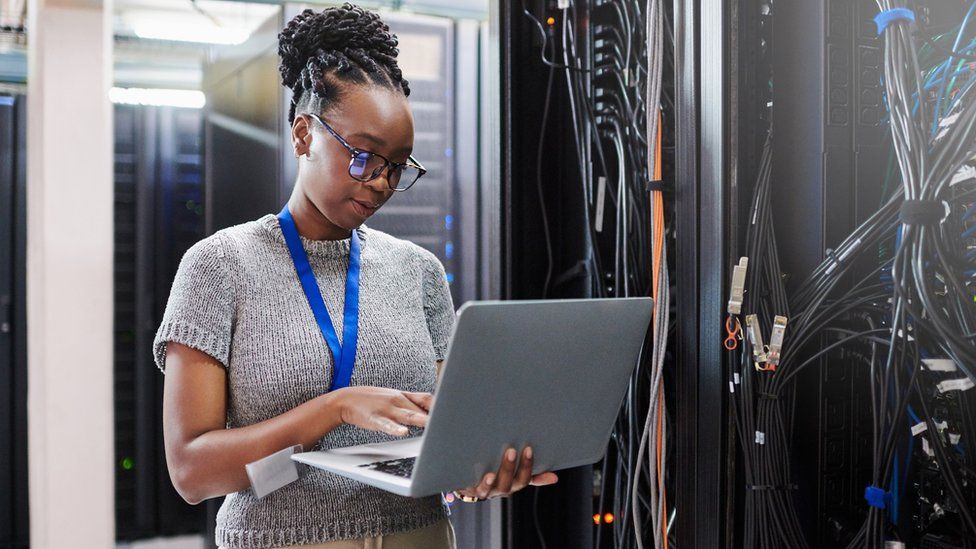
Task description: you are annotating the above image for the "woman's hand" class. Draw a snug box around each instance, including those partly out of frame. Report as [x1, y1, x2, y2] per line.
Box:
[455, 446, 559, 500]
[332, 386, 433, 436]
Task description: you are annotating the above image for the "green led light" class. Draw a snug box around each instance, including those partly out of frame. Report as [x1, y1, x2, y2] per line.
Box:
[121, 457, 134, 471]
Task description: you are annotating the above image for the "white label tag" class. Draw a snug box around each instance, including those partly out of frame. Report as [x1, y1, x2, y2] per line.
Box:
[595, 176, 607, 233]
[950, 164, 976, 186]
[922, 437, 934, 457]
[922, 358, 958, 372]
[246, 444, 303, 499]
[936, 377, 975, 393]
[729, 381, 735, 393]
[755, 431, 765, 445]
[949, 433, 961, 445]
[734, 372, 741, 384]
[911, 422, 927, 436]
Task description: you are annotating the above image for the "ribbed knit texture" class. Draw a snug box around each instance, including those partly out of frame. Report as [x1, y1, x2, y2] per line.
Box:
[153, 214, 456, 549]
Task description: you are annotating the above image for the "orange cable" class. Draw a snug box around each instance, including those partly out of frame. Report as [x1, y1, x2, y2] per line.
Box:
[649, 109, 668, 549]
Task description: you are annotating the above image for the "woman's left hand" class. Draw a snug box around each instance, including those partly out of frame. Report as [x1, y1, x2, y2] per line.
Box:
[454, 446, 559, 500]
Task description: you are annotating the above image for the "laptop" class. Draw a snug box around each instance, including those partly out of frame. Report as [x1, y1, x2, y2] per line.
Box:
[292, 297, 653, 497]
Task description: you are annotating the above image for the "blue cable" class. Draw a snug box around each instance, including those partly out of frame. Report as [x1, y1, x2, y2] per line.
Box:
[963, 203, 976, 222]
[931, 0, 976, 137]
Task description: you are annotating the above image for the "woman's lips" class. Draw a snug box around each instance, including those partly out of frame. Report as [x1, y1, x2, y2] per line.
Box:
[351, 199, 379, 218]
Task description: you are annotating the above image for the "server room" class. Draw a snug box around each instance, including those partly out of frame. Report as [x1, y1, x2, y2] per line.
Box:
[2, 0, 976, 548]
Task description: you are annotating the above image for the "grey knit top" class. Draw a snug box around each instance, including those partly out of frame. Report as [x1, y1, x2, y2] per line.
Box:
[152, 213, 456, 548]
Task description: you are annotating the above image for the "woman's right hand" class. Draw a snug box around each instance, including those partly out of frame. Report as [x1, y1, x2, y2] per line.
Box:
[331, 387, 433, 436]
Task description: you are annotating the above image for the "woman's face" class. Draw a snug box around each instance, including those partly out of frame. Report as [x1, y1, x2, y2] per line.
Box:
[292, 84, 415, 231]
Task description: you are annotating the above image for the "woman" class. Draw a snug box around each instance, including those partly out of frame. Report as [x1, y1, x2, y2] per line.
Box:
[153, 4, 557, 548]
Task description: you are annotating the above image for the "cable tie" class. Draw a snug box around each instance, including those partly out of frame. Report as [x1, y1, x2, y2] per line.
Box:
[824, 239, 861, 275]
[864, 485, 891, 509]
[646, 179, 664, 193]
[899, 199, 949, 226]
[758, 392, 779, 400]
[874, 8, 915, 35]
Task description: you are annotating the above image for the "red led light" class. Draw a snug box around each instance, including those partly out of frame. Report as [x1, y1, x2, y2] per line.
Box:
[546, 16, 556, 25]
[593, 513, 602, 525]
[604, 513, 615, 524]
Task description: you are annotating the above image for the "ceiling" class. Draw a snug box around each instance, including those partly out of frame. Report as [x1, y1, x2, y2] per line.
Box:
[0, 0, 487, 90]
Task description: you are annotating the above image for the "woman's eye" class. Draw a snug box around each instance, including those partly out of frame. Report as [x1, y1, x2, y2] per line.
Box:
[350, 152, 372, 178]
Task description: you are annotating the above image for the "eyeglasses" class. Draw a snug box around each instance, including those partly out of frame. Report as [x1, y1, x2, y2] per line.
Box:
[307, 113, 427, 192]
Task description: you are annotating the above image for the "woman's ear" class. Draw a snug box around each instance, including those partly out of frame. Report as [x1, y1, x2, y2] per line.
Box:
[292, 115, 312, 158]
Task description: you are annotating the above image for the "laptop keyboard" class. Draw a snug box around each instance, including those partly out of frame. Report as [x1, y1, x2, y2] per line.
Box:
[358, 456, 416, 478]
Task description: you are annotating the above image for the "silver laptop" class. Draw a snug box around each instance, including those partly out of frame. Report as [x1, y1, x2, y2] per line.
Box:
[292, 297, 653, 497]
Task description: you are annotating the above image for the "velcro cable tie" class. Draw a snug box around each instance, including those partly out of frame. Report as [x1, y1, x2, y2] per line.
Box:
[899, 199, 949, 225]
[874, 8, 915, 35]
[646, 180, 664, 193]
[864, 485, 892, 509]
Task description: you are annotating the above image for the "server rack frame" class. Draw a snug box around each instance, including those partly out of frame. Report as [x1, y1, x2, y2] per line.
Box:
[0, 93, 29, 549]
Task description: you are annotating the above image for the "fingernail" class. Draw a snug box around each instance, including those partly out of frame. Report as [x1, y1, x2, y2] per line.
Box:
[506, 448, 517, 462]
[525, 447, 533, 459]
[486, 473, 496, 486]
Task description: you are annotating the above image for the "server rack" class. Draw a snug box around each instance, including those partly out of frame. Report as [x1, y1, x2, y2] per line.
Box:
[113, 104, 207, 541]
[0, 93, 28, 549]
[496, 0, 733, 545]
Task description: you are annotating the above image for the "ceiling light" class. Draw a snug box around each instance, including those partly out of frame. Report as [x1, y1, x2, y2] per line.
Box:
[109, 87, 205, 109]
[129, 14, 250, 45]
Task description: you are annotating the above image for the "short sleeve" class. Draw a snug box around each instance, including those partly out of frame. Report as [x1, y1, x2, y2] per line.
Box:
[152, 235, 236, 372]
[419, 250, 456, 361]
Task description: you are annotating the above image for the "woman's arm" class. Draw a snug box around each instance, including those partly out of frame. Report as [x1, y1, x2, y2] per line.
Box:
[162, 343, 432, 504]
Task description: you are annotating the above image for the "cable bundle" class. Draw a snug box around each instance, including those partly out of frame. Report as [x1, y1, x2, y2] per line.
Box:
[730, 1, 976, 547]
[519, 0, 673, 547]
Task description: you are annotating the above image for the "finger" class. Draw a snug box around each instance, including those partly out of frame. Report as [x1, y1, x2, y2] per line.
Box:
[529, 472, 559, 486]
[393, 407, 429, 428]
[488, 447, 518, 498]
[368, 413, 409, 437]
[510, 446, 535, 492]
[402, 392, 434, 411]
[475, 472, 496, 499]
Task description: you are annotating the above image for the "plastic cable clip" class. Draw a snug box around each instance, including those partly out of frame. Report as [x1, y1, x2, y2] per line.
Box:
[825, 239, 862, 275]
[864, 485, 891, 509]
[874, 8, 915, 35]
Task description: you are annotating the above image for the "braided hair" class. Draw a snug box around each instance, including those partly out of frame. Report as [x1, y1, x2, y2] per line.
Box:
[278, 3, 411, 124]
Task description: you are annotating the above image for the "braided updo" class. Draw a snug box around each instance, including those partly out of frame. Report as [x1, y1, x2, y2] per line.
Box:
[278, 3, 411, 124]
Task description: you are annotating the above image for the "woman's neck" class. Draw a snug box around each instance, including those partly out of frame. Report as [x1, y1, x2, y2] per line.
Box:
[287, 192, 352, 241]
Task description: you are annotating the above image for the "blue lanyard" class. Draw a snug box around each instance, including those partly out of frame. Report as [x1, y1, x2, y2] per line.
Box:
[277, 206, 361, 392]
